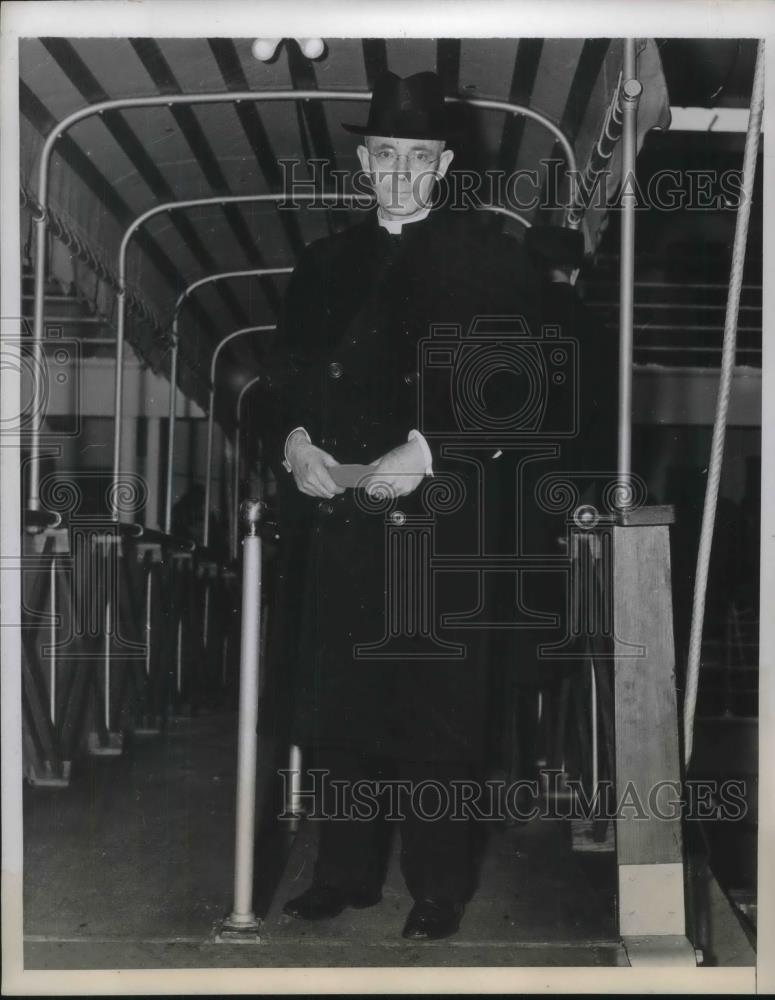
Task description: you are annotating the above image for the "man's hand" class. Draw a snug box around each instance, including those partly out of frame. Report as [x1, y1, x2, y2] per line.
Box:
[364, 438, 427, 499]
[285, 430, 345, 499]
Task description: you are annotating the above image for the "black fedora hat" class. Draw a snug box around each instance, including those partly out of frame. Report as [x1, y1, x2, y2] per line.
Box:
[342, 70, 450, 141]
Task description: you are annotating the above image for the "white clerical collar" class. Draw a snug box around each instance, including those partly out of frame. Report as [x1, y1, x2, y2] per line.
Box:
[377, 206, 431, 234]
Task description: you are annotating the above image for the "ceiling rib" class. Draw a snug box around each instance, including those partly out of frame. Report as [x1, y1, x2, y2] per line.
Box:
[39, 38, 248, 338]
[19, 76, 218, 344]
[435, 39, 461, 95]
[362, 39, 389, 87]
[129, 37, 279, 324]
[286, 39, 349, 235]
[207, 38, 306, 260]
[498, 40, 544, 172]
[538, 38, 611, 221]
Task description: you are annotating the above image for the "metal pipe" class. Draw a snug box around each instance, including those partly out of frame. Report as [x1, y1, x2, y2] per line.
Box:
[145, 565, 152, 677]
[481, 205, 531, 228]
[21, 315, 107, 325]
[617, 41, 642, 497]
[115, 193, 354, 523]
[176, 615, 183, 695]
[115, 194, 533, 526]
[33, 92, 573, 518]
[163, 330, 180, 535]
[49, 555, 57, 724]
[228, 499, 264, 929]
[232, 424, 241, 564]
[163, 272, 289, 535]
[590, 658, 599, 797]
[103, 597, 112, 731]
[203, 578, 210, 651]
[287, 744, 304, 827]
[203, 326, 276, 547]
[233, 375, 263, 561]
[452, 96, 577, 177]
[29, 202, 46, 512]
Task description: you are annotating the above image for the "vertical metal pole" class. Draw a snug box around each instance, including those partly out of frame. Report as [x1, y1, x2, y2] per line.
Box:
[29, 209, 47, 512]
[203, 583, 210, 650]
[256, 439, 265, 503]
[202, 326, 278, 559]
[204, 387, 216, 549]
[110, 286, 127, 521]
[49, 555, 57, 724]
[145, 565, 152, 677]
[103, 597, 112, 731]
[590, 659, 599, 797]
[144, 418, 162, 529]
[36, 96, 562, 518]
[164, 279, 281, 540]
[223, 499, 264, 935]
[203, 326, 275, 548]
[233, 375, 263, 562]
[232, 424, 241, 563]
[176, 615, 183, 694]
[617, 39, 642, 493]
[287, 744, 303, 828]
[164, 332, 180, 535]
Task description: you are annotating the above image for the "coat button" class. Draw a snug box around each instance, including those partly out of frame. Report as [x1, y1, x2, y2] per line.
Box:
[318, 501, 334, 515]
[403, 371, 418, 385]
[390, 510, 406, 525]
[328, 361, 344, 379]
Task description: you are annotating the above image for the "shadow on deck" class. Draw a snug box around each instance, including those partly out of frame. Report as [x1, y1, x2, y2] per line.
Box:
[21, 711, 753, 970]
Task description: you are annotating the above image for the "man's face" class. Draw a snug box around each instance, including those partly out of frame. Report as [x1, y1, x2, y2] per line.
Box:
[357, 135, 454, 218]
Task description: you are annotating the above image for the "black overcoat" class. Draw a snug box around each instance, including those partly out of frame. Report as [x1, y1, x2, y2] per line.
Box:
[262, 206, 541, 763]
[504, 275, 621, 688]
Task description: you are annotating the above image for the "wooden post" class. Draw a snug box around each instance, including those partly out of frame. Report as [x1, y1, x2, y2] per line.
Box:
[612, 504, 696, 964]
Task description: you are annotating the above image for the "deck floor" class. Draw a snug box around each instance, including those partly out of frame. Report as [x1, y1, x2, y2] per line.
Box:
[20, 710, 746, 970]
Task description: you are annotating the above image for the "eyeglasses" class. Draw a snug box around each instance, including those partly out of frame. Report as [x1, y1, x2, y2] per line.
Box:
[369, 149, 440, 171]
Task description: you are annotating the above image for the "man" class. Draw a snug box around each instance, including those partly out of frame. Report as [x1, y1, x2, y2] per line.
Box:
[262, 71, 540, 940]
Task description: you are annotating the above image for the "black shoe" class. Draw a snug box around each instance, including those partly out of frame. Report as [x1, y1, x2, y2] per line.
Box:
[282, 883, 381, 920]
[401, 898, 464, 940]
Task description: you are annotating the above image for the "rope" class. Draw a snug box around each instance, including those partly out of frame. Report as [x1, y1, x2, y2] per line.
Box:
[682, 39, 764, 767]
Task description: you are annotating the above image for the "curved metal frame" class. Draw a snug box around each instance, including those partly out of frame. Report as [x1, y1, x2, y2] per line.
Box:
[232, 375, 263, 561]
[114, 192, 375, 526]
[29, 88, 576, 513]
[114, 193, 533, 530]
[163, 269, 291, 534]
[22, 48, 705, 956]
[203, 326, 276, 547]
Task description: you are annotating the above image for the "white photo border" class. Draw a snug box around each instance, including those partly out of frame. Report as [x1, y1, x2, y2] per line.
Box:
[1, 1, 773, 994]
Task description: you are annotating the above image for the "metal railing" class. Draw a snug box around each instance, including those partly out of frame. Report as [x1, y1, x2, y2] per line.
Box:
[583, 258, 762, 367]
[20, 506, 238, 785]
[28, 87, 577, 515]
[21, 80, 590, 937]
